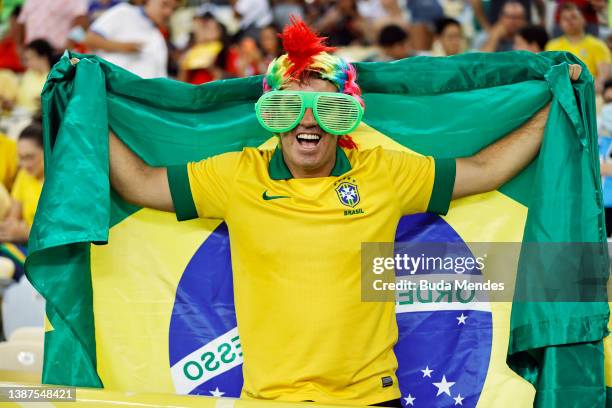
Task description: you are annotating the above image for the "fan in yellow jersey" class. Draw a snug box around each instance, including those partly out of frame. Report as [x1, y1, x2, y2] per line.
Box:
[545, 2, 611, 83]
[107, 19, 581, 408]
[0, 122, 44, 281]
[0, 132, 18, 191]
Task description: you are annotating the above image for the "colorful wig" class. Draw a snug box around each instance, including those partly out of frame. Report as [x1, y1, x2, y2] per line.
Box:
[263, 18, 363, 149]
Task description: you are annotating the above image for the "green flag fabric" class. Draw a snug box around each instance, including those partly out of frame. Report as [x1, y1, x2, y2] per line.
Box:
[27, 50, 610, 406]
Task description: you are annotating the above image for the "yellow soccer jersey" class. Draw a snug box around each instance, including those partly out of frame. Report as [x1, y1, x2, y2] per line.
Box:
[0, 133, 17, 190]
[545, 35, 611, 78]
[167, 146, 455, 406]
[11, 169, 43, 227]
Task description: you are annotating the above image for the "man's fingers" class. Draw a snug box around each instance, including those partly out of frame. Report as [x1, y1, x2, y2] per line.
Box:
[569, 64, 582, 81]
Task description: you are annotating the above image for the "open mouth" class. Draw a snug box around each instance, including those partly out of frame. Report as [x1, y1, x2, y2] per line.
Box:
[296, 133, 321, 147]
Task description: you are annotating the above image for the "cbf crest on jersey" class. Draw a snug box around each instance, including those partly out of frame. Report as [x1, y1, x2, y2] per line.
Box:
[335, 181, 360, 207]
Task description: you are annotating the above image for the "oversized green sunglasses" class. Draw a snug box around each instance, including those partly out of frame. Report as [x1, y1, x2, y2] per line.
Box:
[255, 90, 364, 135]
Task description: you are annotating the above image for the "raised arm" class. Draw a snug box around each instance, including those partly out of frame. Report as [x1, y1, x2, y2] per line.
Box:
[452, 104, 548, 199]
[84, 31, 141, 53]
[109, 130, 174, 212]
[452, 65, 582, 200]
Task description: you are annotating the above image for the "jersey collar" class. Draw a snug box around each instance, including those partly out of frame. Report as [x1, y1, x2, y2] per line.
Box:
[269, 146, 352, 180]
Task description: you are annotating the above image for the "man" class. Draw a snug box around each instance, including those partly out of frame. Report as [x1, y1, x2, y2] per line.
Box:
[84, 0, 177, 78]
[476, 1, 527, 52]
[433, 17, 464, 56]
[471, 0, 545, 30]
[16, 0, 88, 52]
[514, 25, 549, 52]
[105, 19, 581, 407]
[545, 2, 610, 84]
[372, 24, 412, 61]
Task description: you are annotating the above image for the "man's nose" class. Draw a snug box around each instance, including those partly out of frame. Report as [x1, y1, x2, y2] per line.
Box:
[300, 108, 317, 127]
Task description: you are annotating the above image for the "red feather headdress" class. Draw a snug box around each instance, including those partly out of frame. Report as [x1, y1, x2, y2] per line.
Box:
[280, 17, 335, 81]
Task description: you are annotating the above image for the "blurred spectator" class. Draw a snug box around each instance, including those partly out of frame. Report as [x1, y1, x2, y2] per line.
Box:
[88, 0, 122, 22]
[370, 24, 412, 61]
[271, 0, 305, 28]
[360, 0, 409, 32]
[234, 36, 264, 77]
[360, 0, 410, 44]
[0, 122, 44, 246]
[178, 12, 240, 84]
[432, 17, 465, 55]
[0, 6, 24, 72]
[514, 25, 549, 52]
[598, 79, 612, 236]
[314, 0, 366, 46]
[232, 0, 274, 39]
[85, 0, 178, 78]
[475, 1, 526, 52]
[0, 39, 53, 114]
[552, 0, 600, 37]
[0, 133, 17, 192]
[407, 0, 444, 25]
[258, 24, 283, 68]
[546, 2, 610, 82]
[16, 0, 88, 52]
[471, 0, 544, 31]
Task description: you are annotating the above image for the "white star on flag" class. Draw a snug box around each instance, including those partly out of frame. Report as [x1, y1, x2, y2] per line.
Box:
[456, 313, 468, 325]
[433, 375, 456, 397]
[209, 387, 225, 397]
[421, 366, 433, 378]
[403, 394, 416, 406]
[454, 394, 464, 405]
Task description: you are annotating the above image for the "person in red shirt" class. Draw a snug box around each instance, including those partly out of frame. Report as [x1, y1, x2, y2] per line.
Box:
[0, 7, 24, 72]
[178, 12, 241, 85]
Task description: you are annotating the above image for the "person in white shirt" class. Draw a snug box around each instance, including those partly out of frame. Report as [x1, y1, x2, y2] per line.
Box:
[84, 0, 177, 79]
[232, 0, 273, 39]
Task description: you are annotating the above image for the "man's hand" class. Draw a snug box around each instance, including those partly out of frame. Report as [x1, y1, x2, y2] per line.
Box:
[569, 64, 582, 81]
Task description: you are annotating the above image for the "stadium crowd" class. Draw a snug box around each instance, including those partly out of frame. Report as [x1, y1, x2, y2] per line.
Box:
[0, 0, 611, 330]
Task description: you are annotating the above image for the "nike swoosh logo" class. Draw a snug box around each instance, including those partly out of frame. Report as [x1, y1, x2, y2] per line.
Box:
[262, 191, 290, 200]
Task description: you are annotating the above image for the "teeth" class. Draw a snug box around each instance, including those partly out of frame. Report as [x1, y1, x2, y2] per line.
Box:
[297, 134, 320, 140]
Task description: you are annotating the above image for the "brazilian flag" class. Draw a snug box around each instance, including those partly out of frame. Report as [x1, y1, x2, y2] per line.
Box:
[27, 51, 610, 407]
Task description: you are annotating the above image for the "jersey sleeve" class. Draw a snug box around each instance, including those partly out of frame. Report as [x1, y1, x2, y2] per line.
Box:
[383, 150, 456, 215]
[166, 151, 241, 221]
